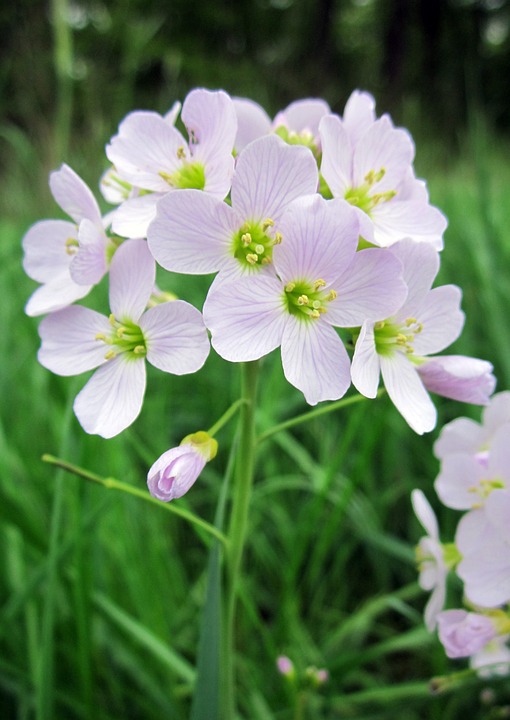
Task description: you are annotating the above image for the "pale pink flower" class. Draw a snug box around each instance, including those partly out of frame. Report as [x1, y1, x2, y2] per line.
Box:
[470, 637, 510, 678]
[319, 101, 446, 249]
[416, 355, 495, 406]
[203, 194, 406, 405]
[148, 134, 319, 281]
[437, 610, 498, 658]
[351, 239, 465, 434]
[106, 89, 237, 238]
[233, 97, 330, 154]
[147, 431, 218, 502]
[37, 239, 210, 438]
[22, 164, 113, 316]
[411, 490, 448, 630]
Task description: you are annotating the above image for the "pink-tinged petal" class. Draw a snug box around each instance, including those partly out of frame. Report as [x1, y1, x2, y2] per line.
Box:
[37, 305, 111, 375]
[412, 285, 464, 355]
[233, 97, 272, 152]
[372, 199, 446, 249]
[434, 453, 485, 510]
[398, 169, 429, 202]
[457, 530, 510, 609]
[488, 424, 510, 485]
[111, 194, 161, 239]
[486, 489, 510, 544]
[231, 135, 319, 222]
[380, 352, 437, 434]
[70, 219, 108, 285]
[389, 238, 440, 316]
[354, 206, 375, 243]
[351, 322, 380, 398]
[437, 611, 497, 659]
[109, 239, 155, 321]
[140, 300, 210, 374]
[483, 391, 510, 435]
[182, 88, 237, 155]
[319, 114, 353, 196]
[342, 90, 376, 147]
[353, 116, 414, 192]
[281, 318, 351, 405]
[425, 583, 447, 632]
[191, 143, 235, 199]
[274, 98, 330, 135]
[204, 276, 286, 362]
[164, 101, 181, 125]
[74, 357, 146, 438]
[106, 111, 187, 192]
[455, 508, 491, 558]
[417, 355, 496, 405]
[411, 489, 439, 539]
[147, 445, 206, 502]
[49, 164, 102, 225]
[434, 416, 484, 460]
[148, 189, 235, 274]
[22, 219, 77, 282]
[327, 248, 407, 327]
[25, 274, 92, 317]
[273, 196, 359, 284]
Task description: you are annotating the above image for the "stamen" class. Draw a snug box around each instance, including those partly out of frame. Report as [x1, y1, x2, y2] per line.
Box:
[255, 244, 265, 255]
[327, 290, 337, 301]
[104, 350, 116, 360]
[285, 282, 296, 292]
[241, 233, 252, 247]
[176, 146, 186, 160]
[262, 218, 274, 231]
[297, 295, 309, 306]
[65, 238, 79, 255]
[246, 253, 259, 265]
[274, 232, 283, 244]
[314, 279, 326, 290]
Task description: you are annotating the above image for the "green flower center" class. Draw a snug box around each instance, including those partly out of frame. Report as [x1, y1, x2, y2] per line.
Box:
[344, 168, 397, 215]
[283, 278, 337, 321]
[231, 218, 281, 269]
[159, 147, 206, 190]
[96, 314, 147, 361]
[274, 125, 320, 159]
[374, 317, 424, 357]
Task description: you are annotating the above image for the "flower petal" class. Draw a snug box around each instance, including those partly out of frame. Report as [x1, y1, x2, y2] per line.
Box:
[281, 317, 351, 405]
[70, 218, 108, 285]
[109, 239, 155, 321]
[434, 453, 485, 510]
[182, 88, 237, 155]
[380, 352, 437, 434]
[74, 357, 146, 438]
[25, 273, 93, 317]
[353, 116, 414, 192]
[319, 114, 353, 196]
[372, 199, 446, 249]
[412, 285, 464, 355]
[37, 305, 111, 375]
[141, 300, 210, 374]
[417, 355, 496, 405]
[233, 97, 272, 152]
[342, 90, 376, 147]
[411, 489, 439, 539]
[273, 98, 330, 136]
[389, 238, 440, 316]
[22, 219, 77, 282]
[350, 322, 381, 398]
[49, 164, 102, 225]
[111, 194, 161, 239]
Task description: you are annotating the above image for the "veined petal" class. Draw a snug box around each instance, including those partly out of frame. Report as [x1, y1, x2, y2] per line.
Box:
[106, 111, 187, 192]
[353, 116, 414, 192]
[380, 352, 437, 434]
[22, 219, 77, 282]
[281, 317, 351, 405]
[141, 300, 210, 374]
[233, 97, 272, 152]
[274, 98, 330, 135]
[231, 135, 319, 222]
[25, 273, 93, 317]
[412, 285, 464, 355]
[351, 322, 380, 398]
[109, 239, 155, 321]
[111, 194, 161, 239]
[434, 416, 485, 460]
[204, 275, 285, 362]
[49, 164, 102, 225]
[37, 305, 111, 375]
[273, 195, 359, 284]
[70, 218, 108, 285]
[372, 199, 446, 249]
[434, 454, 485, 510]
[327, 248, 407, 327]
[319, 114, 353, 196]
[389, 238, 440, 316]
[74, 357, 146, 438]
[149, 189, 236, 275]
[342, 90, 376, 147]
[182, 88, 237, 156]
[417, 355, 496, 405]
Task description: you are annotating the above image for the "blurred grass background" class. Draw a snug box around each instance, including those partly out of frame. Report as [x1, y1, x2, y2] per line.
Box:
[1, 0, 510, 718]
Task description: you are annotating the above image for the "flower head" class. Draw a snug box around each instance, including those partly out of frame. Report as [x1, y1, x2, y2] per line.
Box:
[437, 610, 498, 659]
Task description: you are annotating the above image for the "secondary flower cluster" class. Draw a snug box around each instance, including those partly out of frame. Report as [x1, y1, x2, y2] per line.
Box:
[412, 392, 510, 676]
[23, 88, 496, 487]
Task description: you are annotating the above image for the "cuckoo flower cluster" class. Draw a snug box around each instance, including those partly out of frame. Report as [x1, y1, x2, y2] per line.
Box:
[412, 392, 510, 676]
[23, 87, 496, 494]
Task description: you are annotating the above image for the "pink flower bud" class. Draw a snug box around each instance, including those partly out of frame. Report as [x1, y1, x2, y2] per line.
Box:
[437, 610, 498, 658]
[276, 655, 294, 678]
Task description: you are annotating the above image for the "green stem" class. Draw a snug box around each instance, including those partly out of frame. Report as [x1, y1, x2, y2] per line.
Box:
[50, 0, 74, 161]
[207, 398, 248, 438]
[257, 389, 385, 445]
[223, 361, 259, 719]
[42, 454, 226, 546]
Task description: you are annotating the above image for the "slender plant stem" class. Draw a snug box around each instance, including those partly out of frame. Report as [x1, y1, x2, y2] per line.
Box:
[207, 398, 248, 438]
[50, 0, 74, 161]
[257, 389, 386, 445]
[223, 361, 259, 719]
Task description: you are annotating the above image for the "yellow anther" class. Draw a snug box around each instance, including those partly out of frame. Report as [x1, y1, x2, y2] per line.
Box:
[314, 279, 326, 290]
[405, 317, 417, 326]
[261, 257, 272, 265]
[285, 282, 296, 292]
[327, 290, 337, 301]
[116, 327, 127, 338]
[177, 146, 186, 160]
[297, 295, 309, 306]
[364, 170, 375, 185]
[104, 349, 116, 360]
[133, 345, 146, 354]
[246, 253, 259, 265]
[255, 244, 265, 255]
[406, 347, 414, 354]
[415, 322, 424, 333]
[273, 232, 283, 244]
[312, 300, 321, 309]
[262, 218, 274, 231]
[65, 237, 79, 255]
[375, 320, 385, 330]
[375, 168, 386, 182]
[318, 306, 327, 314]
[95, 332, 106, 341]
[396, 334, 407, 345]
[241, 233, 252, 247]
[109, 314, 116, 326]
[310, 309, 320, 319]
[241, 222, 250, 233]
